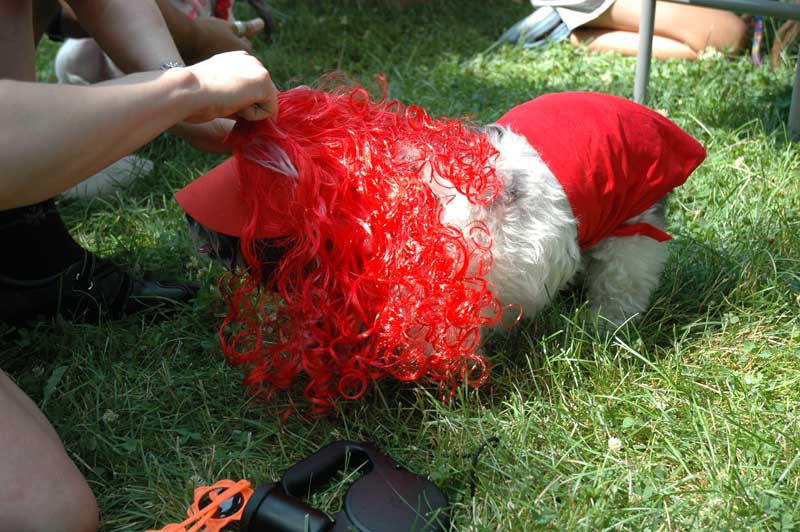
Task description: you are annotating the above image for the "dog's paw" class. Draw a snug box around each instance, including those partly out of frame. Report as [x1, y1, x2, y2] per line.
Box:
[587, 303, 644, 334]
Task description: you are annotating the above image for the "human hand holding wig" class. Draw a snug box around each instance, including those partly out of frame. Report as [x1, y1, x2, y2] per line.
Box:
[178, 83, 504, 413]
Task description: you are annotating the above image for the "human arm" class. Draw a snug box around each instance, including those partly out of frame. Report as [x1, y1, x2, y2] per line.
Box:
[0, 51, 277, 209]
[63, 0, 182, 72]
[63, 0, 271, 150]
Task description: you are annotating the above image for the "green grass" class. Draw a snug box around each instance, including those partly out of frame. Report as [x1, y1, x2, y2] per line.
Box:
[4, 1, 800, 530]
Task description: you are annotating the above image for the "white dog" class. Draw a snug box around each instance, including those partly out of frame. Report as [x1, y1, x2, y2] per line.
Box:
[440, 93, 705, 327]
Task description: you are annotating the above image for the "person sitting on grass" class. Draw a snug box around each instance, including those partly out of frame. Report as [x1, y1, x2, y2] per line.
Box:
[566, 0, 747, 60]
[509, 0, 747, 60]
[0, 1, 277, 529]
[0, 0, 279, 326]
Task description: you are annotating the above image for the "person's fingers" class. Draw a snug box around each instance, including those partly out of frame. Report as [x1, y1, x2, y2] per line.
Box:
[231, 18, 265, 38]
[171, 119, 235, 154]
[262, 75, 279, 117]
[225, 52, 277, 120]
[239, 36, 254, 53]
[244, 18, 265, 37]
[183, 51, 278, 123]
[237, 78, 278, 122]
[247, 66, 279, 120]
[237, 103, 272, 121]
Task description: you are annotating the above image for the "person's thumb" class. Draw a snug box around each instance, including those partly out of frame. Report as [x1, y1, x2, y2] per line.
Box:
[244, 18, 265, 37]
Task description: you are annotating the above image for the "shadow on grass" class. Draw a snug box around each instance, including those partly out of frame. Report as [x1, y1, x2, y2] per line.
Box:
[683, 80, 794, 139]
[481, 236, 747, 382]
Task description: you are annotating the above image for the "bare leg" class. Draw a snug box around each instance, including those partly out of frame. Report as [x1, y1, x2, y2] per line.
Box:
[0, 371, 98, 532]
[55, 37, 120, 85]
[0, 1, 36, 81]
[571, 29, 698, 59]
[570, 0, 747, 58]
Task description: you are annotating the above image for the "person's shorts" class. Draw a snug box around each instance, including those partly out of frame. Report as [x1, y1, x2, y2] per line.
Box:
[531, 0, 617, 30]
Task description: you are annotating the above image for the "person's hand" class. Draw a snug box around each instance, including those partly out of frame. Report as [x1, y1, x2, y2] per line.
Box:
[181, 51, 278, 123]
[184, 17, 266, 64]
[169, 118, 235, 153]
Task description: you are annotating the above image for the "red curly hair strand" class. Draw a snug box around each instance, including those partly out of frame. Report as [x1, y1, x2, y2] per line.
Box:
[220, 82, 503, 414]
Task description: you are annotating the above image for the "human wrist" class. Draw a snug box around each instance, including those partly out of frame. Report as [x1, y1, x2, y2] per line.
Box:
[160, 66, 202, 123]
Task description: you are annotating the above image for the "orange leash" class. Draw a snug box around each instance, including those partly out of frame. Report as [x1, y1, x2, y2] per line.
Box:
[147, 479, 253, 532]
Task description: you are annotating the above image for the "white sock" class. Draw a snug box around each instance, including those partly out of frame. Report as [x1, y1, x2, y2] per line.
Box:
[62, 155, 154, 200]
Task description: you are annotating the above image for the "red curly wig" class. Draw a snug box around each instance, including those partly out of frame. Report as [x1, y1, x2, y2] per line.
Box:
[218, 83, 503, 413]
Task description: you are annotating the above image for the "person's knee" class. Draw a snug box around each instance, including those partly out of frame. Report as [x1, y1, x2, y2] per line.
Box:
[53, 466, 100, 532]
[40, 447, 99, 532]
[681, 10, 748, 53]
[0, 376, 99, 532]
[3, 450, 99, 532]
[54, 38, 111, 85]
[1, 371, 98, 532]
[706, 13, 748, 53]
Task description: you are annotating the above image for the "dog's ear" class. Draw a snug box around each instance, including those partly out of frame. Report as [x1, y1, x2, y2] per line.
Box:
[476, 124, 506, 141]
[478, 124, 524, 205]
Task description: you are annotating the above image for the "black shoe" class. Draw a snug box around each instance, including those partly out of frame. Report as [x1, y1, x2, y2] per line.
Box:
[247, 0, 275, 42]
[0, 252, 198, 324]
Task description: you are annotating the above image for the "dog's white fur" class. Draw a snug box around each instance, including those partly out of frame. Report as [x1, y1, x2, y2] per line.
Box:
[441, 125, 669, 328]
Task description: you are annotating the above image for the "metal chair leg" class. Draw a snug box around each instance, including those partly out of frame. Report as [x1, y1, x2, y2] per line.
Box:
[634, 0, 657, 104]
[789, 55, 800, 137]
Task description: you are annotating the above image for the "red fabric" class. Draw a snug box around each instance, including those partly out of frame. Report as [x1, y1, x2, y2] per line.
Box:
[214, 0, 232, 19]
[175, 159, 264, 238]
[496, 92, 706, 251]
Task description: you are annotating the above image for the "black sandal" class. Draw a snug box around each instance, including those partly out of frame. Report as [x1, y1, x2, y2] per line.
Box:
[247, 0, 276, 43]
[0, 251, 198, 324]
